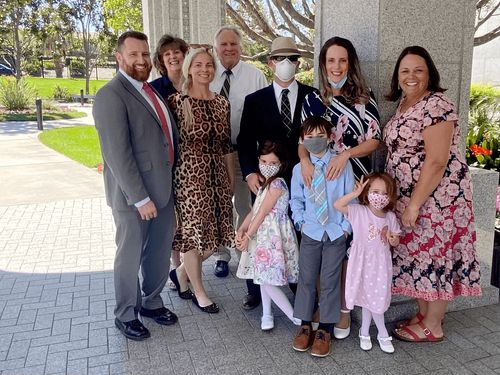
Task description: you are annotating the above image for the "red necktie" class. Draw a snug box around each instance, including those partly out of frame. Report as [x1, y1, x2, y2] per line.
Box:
[142, 82, 174, 165]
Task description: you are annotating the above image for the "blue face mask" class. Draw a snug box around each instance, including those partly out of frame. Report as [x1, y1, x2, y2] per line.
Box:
[328, 75, 348, 90]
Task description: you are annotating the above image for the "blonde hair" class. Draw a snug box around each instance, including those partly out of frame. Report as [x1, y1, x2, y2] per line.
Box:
[180, 47, 216, 129]
[181, 47, 216, 94]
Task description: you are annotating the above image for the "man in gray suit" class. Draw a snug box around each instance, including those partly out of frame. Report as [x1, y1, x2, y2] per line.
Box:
[93, 31, 178, 341]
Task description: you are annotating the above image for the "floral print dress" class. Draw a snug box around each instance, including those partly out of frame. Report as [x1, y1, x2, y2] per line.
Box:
[383, 92, 481, 301]
[236, 178, 299, 286]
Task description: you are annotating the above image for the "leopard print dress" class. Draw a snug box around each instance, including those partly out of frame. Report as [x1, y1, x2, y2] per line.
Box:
[168, 93, 234, 255]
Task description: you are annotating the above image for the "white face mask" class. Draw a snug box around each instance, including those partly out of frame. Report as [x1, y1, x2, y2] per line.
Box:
[274, 59, 296, 82]
[259, 163, 281, 179]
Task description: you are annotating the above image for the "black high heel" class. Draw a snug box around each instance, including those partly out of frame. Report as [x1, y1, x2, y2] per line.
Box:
[191, 294, 219, 314]
[169, 269, 194, 300]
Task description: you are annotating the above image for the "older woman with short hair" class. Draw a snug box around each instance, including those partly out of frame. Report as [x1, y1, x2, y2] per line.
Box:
[384, 46, 481, 342]
[151, 34, 189, 98]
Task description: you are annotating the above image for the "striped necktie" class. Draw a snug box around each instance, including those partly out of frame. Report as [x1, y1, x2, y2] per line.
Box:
[220, 70, 232, 98]
[311, 159, 328, 225]
[281, 88, 292, 136]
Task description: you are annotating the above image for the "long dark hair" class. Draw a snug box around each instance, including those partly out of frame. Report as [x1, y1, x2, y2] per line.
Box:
[385, 45, 446, 102]
[259, 141, 288, 190]
[318, 36, 370, 106]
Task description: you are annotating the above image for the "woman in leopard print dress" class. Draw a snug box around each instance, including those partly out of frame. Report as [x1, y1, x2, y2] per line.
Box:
[167, 48, 235, 313]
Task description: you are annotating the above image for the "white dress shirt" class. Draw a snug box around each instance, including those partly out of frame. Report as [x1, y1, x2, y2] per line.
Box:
[272, 80, 298, 121]
[210, 60, 267, 144]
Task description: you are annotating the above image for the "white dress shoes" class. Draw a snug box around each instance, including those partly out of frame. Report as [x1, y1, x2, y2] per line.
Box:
[359, 330, 372, 351]
[261, 314, 274, 331]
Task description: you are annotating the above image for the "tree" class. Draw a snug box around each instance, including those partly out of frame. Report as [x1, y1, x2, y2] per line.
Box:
[226, 0, 315, 60]
[66, 0, 107, 94]
[103, 0, 143, 34]
[0, 0, 41, 81]
[35, 0, 74, 77]
[475, 0, 500, 46]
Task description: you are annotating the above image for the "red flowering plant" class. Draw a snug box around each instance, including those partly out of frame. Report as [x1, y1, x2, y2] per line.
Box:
[466, 84, 500, 172]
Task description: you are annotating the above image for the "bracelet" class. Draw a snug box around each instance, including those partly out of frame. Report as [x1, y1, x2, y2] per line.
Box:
[244, 232, 252, 241]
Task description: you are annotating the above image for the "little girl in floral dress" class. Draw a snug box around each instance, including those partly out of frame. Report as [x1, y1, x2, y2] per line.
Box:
[236, 141, 300, 331]
[334, 172, 401, 353]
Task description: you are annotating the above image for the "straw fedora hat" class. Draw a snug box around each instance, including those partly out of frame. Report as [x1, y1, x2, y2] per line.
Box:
[269, 36, 301, 57]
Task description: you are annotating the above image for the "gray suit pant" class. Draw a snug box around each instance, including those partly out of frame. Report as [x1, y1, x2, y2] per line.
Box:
[293, 233, 346, 324]
[112, 198, 174, 322]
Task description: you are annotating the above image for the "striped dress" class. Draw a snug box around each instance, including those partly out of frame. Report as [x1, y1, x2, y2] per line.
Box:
[301, 91, 381, 180]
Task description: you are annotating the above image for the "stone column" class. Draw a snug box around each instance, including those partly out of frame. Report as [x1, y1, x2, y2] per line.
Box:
[142, 0, 225, 75]
[315, 0, 498, 315]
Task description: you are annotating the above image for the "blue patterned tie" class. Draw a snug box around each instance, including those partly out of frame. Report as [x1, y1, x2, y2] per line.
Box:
[311, 159, 328, 225]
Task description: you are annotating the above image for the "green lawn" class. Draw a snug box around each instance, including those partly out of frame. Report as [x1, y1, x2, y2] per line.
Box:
[26, 77, 109, 99]
[38, 126, 103, 168]
[0, 111, 86, 121]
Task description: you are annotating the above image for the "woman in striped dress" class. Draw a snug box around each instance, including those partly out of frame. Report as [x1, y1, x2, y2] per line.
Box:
[300, 36, 381, 339]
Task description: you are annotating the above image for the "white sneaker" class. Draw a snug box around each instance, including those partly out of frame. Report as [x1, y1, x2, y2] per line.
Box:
[377, 336, 394, 354]
[359, 330, 372, 351]
[261, 315, 274, 331]
[291, 317, 302, 326]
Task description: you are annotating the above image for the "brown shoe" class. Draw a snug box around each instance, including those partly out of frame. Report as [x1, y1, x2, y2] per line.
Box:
[310, 329, 331, 357]
[293, 325, 315, 352]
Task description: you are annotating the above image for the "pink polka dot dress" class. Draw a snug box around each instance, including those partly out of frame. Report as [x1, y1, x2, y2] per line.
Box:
[345, 204, 401, 314]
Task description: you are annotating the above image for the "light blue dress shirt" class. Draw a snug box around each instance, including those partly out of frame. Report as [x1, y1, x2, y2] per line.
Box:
[290, 151, 355, 241]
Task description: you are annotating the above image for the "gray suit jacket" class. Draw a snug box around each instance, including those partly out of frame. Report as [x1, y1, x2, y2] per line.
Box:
[93, 72, 178, 211]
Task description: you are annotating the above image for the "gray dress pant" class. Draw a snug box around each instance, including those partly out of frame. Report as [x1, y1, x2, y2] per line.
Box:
[293, 232, 346, 324]
[112, 197, 174, 322]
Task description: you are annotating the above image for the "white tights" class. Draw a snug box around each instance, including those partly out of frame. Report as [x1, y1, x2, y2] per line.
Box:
[260, 284, 294, 321]
[361, 307, 389, 338]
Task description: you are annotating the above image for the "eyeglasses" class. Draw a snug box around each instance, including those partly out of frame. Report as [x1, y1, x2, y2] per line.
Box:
[190, 44, 213, 52]
[272, 55, 300, 62]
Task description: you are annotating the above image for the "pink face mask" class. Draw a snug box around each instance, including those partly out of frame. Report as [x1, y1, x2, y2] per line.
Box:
[367, 192, 390, 210]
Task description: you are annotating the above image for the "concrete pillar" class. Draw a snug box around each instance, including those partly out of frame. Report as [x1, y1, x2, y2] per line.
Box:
[141, 0, 225, 57]
[315, 0, 498, 316]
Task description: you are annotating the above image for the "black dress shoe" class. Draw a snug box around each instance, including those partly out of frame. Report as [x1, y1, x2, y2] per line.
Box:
[140, 307, 178, 326]
[192, 295, 219, 314]
[214, 260, 229, 278]
[242, 294, 261, 310]
[114, 318, 150, 341]
[169, 269, 194, 300]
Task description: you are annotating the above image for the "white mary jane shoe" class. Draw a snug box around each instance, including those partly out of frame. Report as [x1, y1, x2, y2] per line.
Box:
[261, 315, 274, 331]
[291, 317, 302, 326]
[359, 330, 372, 351]
[377, 336, 395, 354]
[333, 310, 351, 339]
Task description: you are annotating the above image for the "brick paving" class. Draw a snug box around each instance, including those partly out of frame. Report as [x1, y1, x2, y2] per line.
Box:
[1, 120, 500, 374]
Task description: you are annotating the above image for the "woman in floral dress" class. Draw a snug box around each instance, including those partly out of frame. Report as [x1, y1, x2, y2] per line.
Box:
[383, 46, 481, 342]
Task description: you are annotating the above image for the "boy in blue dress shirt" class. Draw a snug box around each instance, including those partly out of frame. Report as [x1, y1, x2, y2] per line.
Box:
[290, 116, 355, 357]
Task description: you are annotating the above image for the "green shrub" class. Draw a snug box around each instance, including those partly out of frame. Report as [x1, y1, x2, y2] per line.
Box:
[0, 78, 37, 110]
[466, 83, 500, 172]
[53, 85, 73, 102]
[22, 59, 42, 77]
[69, 59, 86, 78]
[296, 68, 314, 86]
[246, 60, 273, 83]
[42, 99, 59, 111]
[44, 60, 56, 70]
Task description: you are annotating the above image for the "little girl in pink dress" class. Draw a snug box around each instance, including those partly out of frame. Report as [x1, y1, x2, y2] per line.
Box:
[334, 172, 401, 354]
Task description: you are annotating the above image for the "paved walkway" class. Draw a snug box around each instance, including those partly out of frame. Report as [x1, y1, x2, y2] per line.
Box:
[1, 112, 500, 375]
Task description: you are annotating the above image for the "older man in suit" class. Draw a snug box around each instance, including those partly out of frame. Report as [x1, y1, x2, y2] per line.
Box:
[93, 31, 178, 341]
[238, 36, 316, 193]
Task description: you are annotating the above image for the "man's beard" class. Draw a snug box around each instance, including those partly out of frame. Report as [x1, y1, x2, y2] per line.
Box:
[122, 62, 151, 82]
